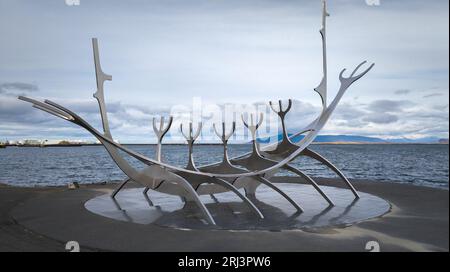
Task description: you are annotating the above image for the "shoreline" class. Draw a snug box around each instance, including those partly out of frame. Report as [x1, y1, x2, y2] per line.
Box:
[1, 177, 448, 191]
[2, 143, 449, 147]
[0, 177, 448, 252]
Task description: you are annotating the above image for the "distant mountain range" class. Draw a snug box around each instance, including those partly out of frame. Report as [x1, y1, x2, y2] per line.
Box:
[257, 134, 449, 144]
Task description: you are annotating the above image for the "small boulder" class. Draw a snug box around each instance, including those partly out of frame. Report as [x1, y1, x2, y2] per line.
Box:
[68, 182, 80, 190]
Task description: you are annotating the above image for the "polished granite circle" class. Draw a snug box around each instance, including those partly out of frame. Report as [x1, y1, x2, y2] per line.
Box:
[85, 183, 391, 230]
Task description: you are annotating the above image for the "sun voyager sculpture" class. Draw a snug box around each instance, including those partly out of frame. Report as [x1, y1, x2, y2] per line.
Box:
[19, 0, 374, 225]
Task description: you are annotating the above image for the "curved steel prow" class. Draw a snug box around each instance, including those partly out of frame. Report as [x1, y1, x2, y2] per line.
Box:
[92, 38, 113, 137]
[314, 0, 330, 109]
[92, 38, 137, 198]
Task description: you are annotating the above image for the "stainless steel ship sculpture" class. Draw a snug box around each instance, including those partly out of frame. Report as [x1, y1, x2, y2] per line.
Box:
[19, 0, 374, 225]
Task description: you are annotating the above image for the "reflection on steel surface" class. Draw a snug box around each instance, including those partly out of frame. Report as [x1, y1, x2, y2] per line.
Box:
[84, 184, 390, 230]
[19, 0, 374, 225]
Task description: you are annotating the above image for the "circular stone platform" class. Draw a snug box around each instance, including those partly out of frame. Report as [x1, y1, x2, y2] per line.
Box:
[85, 184, 391, 230]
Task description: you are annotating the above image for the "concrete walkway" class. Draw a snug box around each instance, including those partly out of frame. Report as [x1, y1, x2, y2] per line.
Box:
[1, 178, 448, 252]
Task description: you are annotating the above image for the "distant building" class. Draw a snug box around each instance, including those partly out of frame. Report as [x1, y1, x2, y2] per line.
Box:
[23, 139, 42, 145]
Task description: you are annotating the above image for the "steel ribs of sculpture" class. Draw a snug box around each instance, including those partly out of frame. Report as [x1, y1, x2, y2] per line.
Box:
[19, 0, 374, 225]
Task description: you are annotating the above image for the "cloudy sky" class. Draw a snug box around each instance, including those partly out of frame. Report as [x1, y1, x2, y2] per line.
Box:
[0, 0, 448, 143]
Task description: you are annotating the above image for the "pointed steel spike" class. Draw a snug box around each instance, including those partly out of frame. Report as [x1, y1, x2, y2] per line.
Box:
[213, 123, 222, 140]
[339, 68, 348, 82]
[152, 117, 158, 136]
[269, 100, 278, 114]
[353, 63, 375, 80]
[350, 61, 367, 77]
[285, 99, 292, 113]
[192, 122, 202, 141]
[180, 123, 189, 140]
[241, 114, 249, 128]
[256, 112, 264, 129]
[159, 116, 164, 131]
[222, 122, 226, 139]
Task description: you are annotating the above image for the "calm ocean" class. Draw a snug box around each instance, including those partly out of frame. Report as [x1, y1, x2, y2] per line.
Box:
[0, 144, 448, 189]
